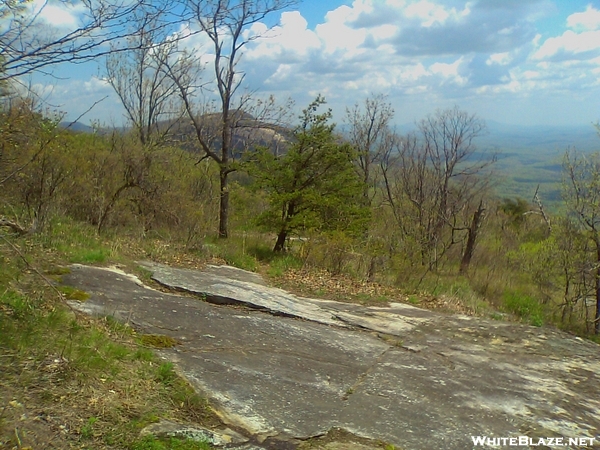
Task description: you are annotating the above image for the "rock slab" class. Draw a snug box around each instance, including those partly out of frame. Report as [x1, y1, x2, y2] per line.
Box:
[62, 264, 600, 450]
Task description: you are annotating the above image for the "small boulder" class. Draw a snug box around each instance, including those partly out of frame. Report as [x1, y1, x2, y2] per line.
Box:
[140, 419, 248, 446]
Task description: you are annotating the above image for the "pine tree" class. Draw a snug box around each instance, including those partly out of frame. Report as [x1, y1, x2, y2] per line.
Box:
[248, 96, 369, 252]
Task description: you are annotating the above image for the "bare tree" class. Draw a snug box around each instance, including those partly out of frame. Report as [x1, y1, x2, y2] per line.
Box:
[105, 7, 190, 147]
[345, 94, 394, 205]
[169, 0, 297, 238]
[381, 107, 494, 271]
[0, 0, 164, 82]
[563, 149, 600, 334]
[459, 199, 486, 274]
[381, 132, 440, 264]
[419, 107, 490, 243]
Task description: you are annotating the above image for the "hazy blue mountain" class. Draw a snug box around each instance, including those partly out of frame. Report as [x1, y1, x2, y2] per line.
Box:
[59, 121, 95, 133]
[478, 122, 598, 206]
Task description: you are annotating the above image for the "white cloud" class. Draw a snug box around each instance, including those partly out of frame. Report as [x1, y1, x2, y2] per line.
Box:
[532, 5, 600, 61]
[83, 76, 112, 93]
[238, 1, 571, 116]
[522, 70, 540, 80]
[265, 64, 294, 84]
[487, 52, 512, 65]
[34, 0, 600, 127]
[404, 0, 469, 27]
[371, 24, 398, 40]
[31, 0, 86, 29]
[430, 57, 467, 85]
[533, 29, 600, 59]
[405, 0, 450, 26]
[245, 11, 320, 60]
[316, 6, 368, 55]
[567, 4, 600, 31]
[401, 63, 429, 81]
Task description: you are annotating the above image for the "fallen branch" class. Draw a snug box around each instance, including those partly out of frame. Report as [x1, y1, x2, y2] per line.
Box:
[0, 218, 28, 235]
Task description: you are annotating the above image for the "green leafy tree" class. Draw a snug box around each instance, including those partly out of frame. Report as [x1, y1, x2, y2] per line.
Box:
[248, 97, 369, 252]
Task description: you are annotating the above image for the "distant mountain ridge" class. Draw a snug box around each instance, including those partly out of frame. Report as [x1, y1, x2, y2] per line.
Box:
[60, 111, 292, 155]
[60, 117, 598, 207]
[62, 119, 599, 153]
[389, 120, 599, 153]
[58, 122, 95, 133]
[388, 120, 598, 206]
[477, 122, 599, 206]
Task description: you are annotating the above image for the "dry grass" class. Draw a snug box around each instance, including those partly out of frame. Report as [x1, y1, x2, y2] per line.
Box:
[0, 302, 220, 449]
[0, 228, 221, 449]
[271, 266, 482, 316]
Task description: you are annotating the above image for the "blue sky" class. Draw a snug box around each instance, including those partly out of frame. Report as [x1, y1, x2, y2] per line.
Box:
[25, 0, 600, 127]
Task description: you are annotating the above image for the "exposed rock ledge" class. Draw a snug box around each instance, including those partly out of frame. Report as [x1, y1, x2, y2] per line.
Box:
[138, 261, 435, 336]
[61, 263, 600, 450]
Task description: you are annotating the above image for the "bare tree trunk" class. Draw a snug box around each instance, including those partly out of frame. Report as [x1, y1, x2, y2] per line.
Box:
[367, 256, 378, 282]
[273, 202, 295, 251]
[274, 230, 287, 252]
[460, 200, 485, 275]
[218, 168, 229, 238]
[97, 182, 135, 234]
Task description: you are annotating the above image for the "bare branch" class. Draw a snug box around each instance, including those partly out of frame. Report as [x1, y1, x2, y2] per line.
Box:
[0, 0, 188, 82]
[0, 218, 27, 235]
[170, 0, 298, 238]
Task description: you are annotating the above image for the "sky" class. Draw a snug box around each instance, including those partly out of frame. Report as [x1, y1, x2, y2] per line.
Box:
[24, 0, 600, 128]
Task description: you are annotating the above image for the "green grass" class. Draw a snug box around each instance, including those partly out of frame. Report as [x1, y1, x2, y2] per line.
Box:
[407, 295, 420, 305]
[419, 277, 492, 315]
[156, 362, 177, 386]
[81, 416, 99, 439]
[266, 254, 303, 277]
[131, 436, 211, 450]
[0, 231, 217, 448]
[43, 217, 112, 264]
[224, 252, 258, 271]
[502, 290, 544, 326]
[202, 235, 260, 271]
[354, 293, 389, 305]
[0, 292, 216, 447]
[134, 347, 156, 362]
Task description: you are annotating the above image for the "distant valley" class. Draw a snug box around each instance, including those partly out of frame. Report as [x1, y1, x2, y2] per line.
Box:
[396, 120, 599, 209]
[479, 121, 598, 207]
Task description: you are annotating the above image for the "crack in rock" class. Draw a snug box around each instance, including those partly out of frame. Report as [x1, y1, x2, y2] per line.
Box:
[341, 346, 394, 401]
